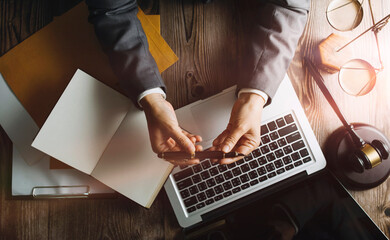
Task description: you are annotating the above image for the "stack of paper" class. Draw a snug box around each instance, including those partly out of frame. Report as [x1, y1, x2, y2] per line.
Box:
[32, 70, 173, 207]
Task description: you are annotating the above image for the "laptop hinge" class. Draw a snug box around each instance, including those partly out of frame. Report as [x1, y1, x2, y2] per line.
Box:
[200, 171, 308, 224]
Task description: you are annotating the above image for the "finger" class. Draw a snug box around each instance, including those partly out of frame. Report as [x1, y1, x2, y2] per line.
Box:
[182, 130, 203, 143]
[212, 129, 229, 148]
[194, 135, 202, 143]
[168, 143, 182, 152]
[195, 145, 203, 152]
[190, 136, 197, 144]
[208, 146, 218, 151]
[176, 134, 197, 145]
[219, 156, 244, 165]
[166, 138, 177, 150]
[235, 136, 260, 156]
[182, 131, 196, 144]
[170, 127, 196, 153]
[152, 138, 175, 153]
[211, 158, 219, 164]
[221, 127, 246, 153]
[190, 136, 202, 144]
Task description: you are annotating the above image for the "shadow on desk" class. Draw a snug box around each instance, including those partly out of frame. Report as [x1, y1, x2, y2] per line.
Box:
[186, 170, 388, 240]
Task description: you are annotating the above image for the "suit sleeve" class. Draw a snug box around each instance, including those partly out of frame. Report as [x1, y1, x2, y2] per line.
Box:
[85, 0, 166, 105]
[239, 0, 310, 106]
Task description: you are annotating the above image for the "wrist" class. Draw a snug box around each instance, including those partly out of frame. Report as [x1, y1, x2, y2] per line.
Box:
[238, 92, 266, 107]
[140, 93, 166, 111]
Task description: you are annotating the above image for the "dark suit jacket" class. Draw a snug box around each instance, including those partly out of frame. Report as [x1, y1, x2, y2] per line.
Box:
[85, 0, 309, 106]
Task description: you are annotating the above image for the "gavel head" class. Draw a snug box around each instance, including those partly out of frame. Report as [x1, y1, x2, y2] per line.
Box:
[349, 140, 390, 173]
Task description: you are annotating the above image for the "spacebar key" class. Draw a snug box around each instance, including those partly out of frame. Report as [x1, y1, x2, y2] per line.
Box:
[278, 124, 297, 137]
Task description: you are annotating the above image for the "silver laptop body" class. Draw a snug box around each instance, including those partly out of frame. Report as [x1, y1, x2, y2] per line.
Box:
[164, 75, 326, 228]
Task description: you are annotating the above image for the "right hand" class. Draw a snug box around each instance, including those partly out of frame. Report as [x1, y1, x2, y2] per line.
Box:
[211, 92, 265, 164]
[141, 93, 203, 165]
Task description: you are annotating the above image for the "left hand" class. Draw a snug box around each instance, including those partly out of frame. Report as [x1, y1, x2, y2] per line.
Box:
[141, 93, 203, 166]
[211, 92, 265, 164]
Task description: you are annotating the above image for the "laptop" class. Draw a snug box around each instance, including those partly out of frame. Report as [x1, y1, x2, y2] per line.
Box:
[164, 75, 327, 228]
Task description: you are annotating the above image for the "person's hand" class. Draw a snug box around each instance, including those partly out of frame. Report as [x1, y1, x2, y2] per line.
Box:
[141, 93, 203, 165]
[211, 92, 265, 164]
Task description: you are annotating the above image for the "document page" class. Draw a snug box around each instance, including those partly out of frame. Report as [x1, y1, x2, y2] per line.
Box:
[0, 73, 46, 165]
[92, 104, 173, 208]
[32, 70, 131, 174]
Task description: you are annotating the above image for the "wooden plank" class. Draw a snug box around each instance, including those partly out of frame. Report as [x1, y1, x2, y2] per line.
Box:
[288, 0, 390, 236]
[0, 127, 50, 239]
[158, 0, 249, 236]
[160, 0, 240, 109]
[0, 0, 80, 56]
[47, 196, 166, 239]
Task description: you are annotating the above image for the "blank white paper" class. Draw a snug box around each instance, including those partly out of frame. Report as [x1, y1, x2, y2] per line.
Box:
[32, 70, 131, 174]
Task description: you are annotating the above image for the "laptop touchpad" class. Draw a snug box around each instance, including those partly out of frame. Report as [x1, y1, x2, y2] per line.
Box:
[190, 91, 236, 144]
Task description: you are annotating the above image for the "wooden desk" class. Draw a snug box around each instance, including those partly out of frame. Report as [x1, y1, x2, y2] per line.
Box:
[1, 0, 390, 239]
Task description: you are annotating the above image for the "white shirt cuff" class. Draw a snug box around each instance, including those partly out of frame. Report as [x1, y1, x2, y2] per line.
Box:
[238, 88, 269, 104]
[137, 87, 166, 108]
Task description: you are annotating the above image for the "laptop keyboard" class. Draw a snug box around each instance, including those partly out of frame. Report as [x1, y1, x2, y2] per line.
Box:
[172, 112, 313, 214]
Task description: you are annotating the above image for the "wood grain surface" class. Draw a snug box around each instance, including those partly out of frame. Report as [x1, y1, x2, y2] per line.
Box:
[288, 0, 390, 236]
[1, 0, 390, 239]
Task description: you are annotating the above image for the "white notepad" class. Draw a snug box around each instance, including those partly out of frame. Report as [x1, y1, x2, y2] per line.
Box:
[32, 69, 173, 207]
[0, 73, 45, 165]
